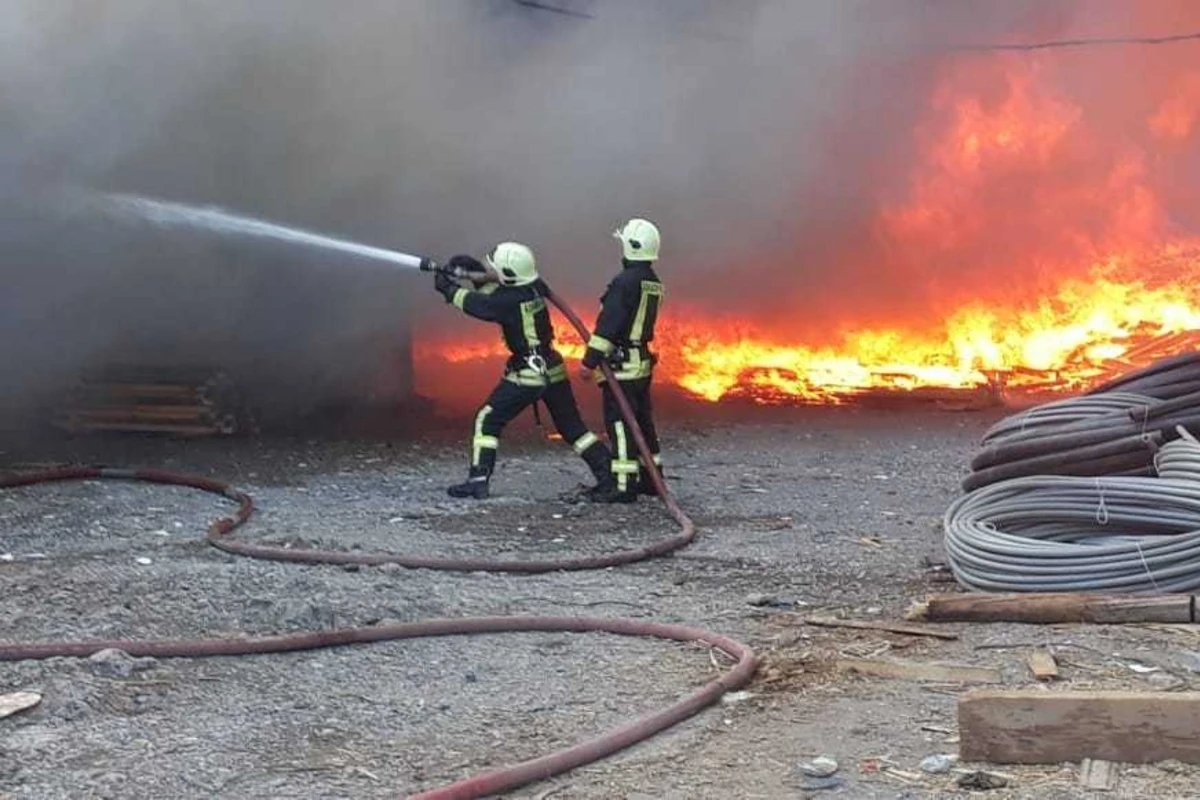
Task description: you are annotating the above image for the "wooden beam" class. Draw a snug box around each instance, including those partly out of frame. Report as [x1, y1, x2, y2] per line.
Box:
[837, 658, 1001, 684]
[909, 593, 1194, 624]
[960, 691, 1200, 765]
[803, 616, 959, 640]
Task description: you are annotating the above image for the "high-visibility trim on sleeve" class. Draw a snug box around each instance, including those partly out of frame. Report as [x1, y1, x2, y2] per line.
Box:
[587, 334, 616, 355]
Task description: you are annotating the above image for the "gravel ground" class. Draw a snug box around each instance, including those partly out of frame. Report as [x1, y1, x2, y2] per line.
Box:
[3, 404, 1200, 799]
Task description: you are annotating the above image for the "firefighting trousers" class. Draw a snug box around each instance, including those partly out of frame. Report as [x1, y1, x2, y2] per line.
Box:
[601, 375, 661, 493]
[469, 377, 610, 481]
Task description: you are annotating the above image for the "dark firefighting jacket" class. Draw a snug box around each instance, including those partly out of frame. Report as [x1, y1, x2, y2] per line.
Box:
[582, 262, 664, 380]
[447, 279, 567, 386]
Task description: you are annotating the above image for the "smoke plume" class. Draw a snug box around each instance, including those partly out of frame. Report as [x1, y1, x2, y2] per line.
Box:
[2, 0, 1195, 427]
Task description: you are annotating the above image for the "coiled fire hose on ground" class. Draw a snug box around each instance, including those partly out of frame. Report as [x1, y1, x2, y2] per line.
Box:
[946, 427, 1200, 593]
[0, 291, 759, 800]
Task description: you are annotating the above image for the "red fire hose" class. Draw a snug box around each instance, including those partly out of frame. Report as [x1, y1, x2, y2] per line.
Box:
[0, 292, 759, 798]
[0, 468, 757, 798]
[195, 288, 692, 572]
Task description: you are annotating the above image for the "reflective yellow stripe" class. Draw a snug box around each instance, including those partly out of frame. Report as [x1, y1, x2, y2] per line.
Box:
[452, 288, 469, 310]
[612, 348, 653, 380]
[610, 421, 638, 491]
[572, 432, 599, 454]
[472, 406, 495, 465]
[588, 334, 616, 355]
[520, 298, 545, 351]
[504, 363, 567, 387]
[629, 280, 663, 343]
[506, 372, 547, 387]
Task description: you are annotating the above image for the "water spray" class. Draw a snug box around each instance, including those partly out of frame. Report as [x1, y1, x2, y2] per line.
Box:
[70, 190, 479, 278]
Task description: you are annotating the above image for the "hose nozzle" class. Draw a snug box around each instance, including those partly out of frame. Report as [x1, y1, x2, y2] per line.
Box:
[419, 258, 477, 280]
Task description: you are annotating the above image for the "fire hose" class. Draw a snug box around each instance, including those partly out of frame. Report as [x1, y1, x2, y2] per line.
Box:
[0, 281, 758, 798]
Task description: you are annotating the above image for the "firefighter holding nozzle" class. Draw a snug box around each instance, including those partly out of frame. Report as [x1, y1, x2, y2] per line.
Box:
[433, 243, 626, 501]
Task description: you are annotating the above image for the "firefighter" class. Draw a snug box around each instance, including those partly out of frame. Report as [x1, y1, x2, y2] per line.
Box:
[578, 218, 665, 502]
[433, 242, 619, 500]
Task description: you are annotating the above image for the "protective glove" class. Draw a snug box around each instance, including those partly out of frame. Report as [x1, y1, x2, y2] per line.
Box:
[434, 270, 456, 301]
[447, 254, 486, 274]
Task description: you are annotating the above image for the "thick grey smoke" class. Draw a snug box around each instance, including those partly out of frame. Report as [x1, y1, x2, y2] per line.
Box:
[0, 0, 1090, 428]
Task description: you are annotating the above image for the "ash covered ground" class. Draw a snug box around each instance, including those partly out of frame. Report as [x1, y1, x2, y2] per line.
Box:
[3, 404, 1200, 799]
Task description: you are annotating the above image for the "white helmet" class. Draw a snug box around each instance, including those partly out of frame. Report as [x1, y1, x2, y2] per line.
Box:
[613, 218, 660, 261]
[486, 242, 538, 286]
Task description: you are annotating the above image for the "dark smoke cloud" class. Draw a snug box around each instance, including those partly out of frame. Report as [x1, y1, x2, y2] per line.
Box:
[3, 0, 1159, 426]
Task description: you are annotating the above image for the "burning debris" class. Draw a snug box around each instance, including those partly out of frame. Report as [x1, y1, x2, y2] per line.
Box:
[418, 32, 1200, 409]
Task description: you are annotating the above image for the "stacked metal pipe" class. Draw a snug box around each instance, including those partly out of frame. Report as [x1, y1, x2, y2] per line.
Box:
[947, 349, 1200, 592]
[965, 386, 1200, 492]
[1087, 349, 1200, 401]
[54, 367, 244, 437]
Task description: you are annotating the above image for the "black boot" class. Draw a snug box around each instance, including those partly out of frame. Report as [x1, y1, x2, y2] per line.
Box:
[579, 442, 637, 503]
[447, 467, 490, 499]
[585, 480, 637, 503]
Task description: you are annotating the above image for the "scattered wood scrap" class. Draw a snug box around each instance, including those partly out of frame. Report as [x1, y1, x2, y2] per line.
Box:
[837, 658, 1001, 684]
[1079, 758, 1115, 791]
[908, 593, 1194, 624]
[960, 691, 1200, 765]
[1027, 650, 1059, 681]
[803, 616, 959, 641]
[0, 691, 41, 720]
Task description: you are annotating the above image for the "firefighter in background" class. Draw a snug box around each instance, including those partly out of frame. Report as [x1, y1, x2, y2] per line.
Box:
[433, 242, 620, 500]
[579, 218, 665, 502]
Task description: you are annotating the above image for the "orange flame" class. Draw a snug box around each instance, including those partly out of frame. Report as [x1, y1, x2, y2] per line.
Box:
[420, 52, 1200, 406]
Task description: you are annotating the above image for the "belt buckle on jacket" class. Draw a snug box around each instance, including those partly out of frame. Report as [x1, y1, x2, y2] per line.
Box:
[607, 344, 629, 368]
[525, 353, 548, 375]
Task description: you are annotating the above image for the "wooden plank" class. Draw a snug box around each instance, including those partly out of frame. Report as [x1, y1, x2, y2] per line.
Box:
[1027, 650, 1059, 681]
[804, 616, 959, 641]
[960, 691, 1200, 765]
[837, 658, 1001, 684]
[1079, 759, 1115, 791]
[909, 593, 1194, 624]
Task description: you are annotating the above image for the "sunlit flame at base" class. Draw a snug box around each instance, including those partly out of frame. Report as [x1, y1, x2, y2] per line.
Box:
[418, 250, 1200, 407]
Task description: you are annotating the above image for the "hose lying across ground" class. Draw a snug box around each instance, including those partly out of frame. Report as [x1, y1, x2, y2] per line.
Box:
[0, 291, 757, 799]
[948, 352, 1200, 593]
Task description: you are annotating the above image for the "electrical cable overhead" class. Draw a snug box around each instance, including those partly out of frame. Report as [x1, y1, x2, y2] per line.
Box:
[954, 30, 1200, 52]
[512, 0, 594, 19]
